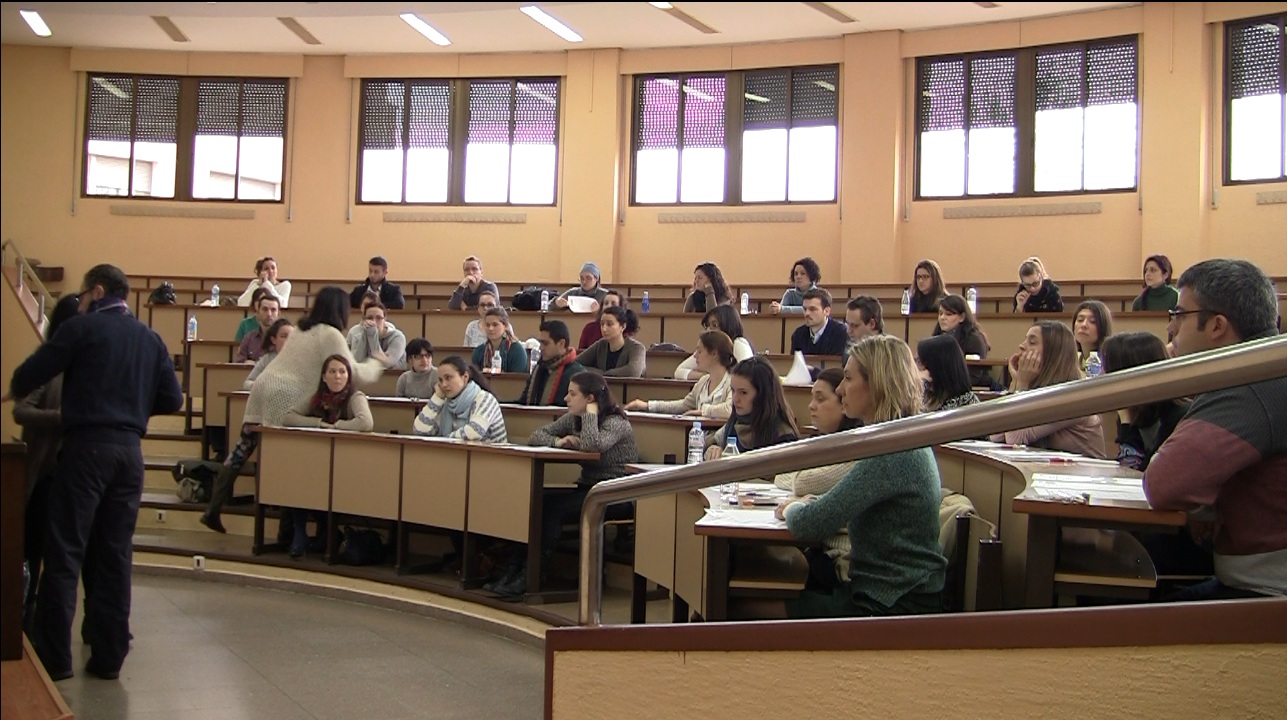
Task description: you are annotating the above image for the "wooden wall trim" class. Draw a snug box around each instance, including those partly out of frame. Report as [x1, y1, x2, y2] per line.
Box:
[546, 599, 1287, 653]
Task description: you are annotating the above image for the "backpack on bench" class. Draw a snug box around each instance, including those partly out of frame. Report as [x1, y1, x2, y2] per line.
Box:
[171, 459, 223, 504]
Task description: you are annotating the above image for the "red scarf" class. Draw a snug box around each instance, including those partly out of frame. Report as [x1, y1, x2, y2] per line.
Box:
[310, 385, 354, 424]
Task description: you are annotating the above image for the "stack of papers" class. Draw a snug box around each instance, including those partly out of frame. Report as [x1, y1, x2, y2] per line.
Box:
[1029, 472, 1149, 504]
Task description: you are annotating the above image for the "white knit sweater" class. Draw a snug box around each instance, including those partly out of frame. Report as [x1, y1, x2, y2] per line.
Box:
[243, 324, 386, 427]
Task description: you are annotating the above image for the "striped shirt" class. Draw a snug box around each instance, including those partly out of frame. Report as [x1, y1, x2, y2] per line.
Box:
[413, 388, 508, 443]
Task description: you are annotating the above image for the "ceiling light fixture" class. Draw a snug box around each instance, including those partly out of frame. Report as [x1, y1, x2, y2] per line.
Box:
[649, 3, 718, 35]
[520, 5, 583, 43]
[278, 17, 321, 45]
[400, 13, 451, 46]
[802, 2, 858, 24]
[19, 9, 52, 37]
[152, 16, 190, 43]
[648, 2, 673, 8]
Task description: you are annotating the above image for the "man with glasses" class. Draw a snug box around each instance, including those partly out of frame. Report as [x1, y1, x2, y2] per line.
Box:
[1145, 258, 1285, 601]
[463, 291, 500, 347]
[7, 264, 184, 680]
[396, 338, 438, 400]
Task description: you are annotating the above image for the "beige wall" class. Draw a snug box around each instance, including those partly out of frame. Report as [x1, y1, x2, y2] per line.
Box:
[2, 2, 1284, 293]
[551, 644, 1286, 719]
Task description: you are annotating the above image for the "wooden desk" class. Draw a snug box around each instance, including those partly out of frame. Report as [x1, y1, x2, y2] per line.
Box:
[938, 440, 1183, 608]
[894, 311, 1173, 356]
[254, 427, 597, 600]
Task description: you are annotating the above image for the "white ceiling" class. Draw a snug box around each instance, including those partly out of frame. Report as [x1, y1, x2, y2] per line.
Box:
[1, 2, 1139, 55]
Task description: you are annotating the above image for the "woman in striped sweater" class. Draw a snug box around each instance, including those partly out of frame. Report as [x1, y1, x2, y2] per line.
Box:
[412, 356, 507, 443]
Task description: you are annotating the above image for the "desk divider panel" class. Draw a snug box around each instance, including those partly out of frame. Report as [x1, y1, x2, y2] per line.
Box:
[150, 305, 188, 353]
[385, 310, 427, 340]
[661, 315, 704, 350]
[906, 315, 940, 345]
[202, 365, 249, 427]
[422, 312, 471, 346]
[487, 373, 530, 403]
[646, 352, 687, 378]
[508, 312, 544, 342]
[740, 315, 787, 355]
[467, 453, 535, 543]
[194, 308, 250, 343]
[259, 432, 331, 511]
[500, 407, 563, 443]
[634, 494, 678, 594]
[190, 341, 235, 369]
[673, 490, 709, 617]
[400, 442, 468, 531]
[331, 436, 402, 521]
[363, 372, 402, 398]
[369, 400, 418, 435]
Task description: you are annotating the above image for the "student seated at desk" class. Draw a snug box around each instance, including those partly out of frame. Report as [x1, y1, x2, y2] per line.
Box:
[673, 305, 754, 380]
[281, 354, 375, 558]
[236, 290, 282, 363]
[396, 338, 438, 400]
[770, 257, 822, 316]
[683, 262, 733, 314]
[518, 320, 586, 407]
[202, 287, 386, 535]
[772, 367, 863, 589]
[554, 262, 608, 311]
[625, 330, 734, 419]
[909, 259, 949, 313]
[789, 288, 849, 358]
[705, 357, 800, 459]
[462, 291, 500, 348]
[931, 294, 992, 388]
[471, 307, 528, 374]
[235, 288, 278, 344]
[238, 256, 293, 309]
[349, 301, 407, 370]
[1072, 300, 1114, 372]
[488, 371, 639, 598]
[917, 334, 980, 412]
[577, 290, 624, 350]
[1013, 256, 1064, 313]
[767, 335, 947, 619]
[1132, 254, 1179, 311]
[412, 356, 507, 442]
[991, 321, 1104, 457]
[244, 319, 294, 390]
[577, 306, 646, 378]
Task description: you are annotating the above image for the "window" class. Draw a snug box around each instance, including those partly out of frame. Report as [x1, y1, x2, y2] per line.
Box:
[357, 78, 560, 205]
[632, 65, 839, 205]
[916, 37, 1138, 198]
[1226, 14, 1286, 183]
[83, 74, 287, 201]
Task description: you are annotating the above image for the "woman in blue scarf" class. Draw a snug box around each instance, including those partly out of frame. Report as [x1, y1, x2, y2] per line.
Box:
[413, 356, 508, 443]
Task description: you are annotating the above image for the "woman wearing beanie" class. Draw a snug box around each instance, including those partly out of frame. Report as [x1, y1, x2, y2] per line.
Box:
[555, 261, 609, 311]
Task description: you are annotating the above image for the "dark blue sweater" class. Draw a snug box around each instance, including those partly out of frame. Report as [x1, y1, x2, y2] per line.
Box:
[10, 303, 184, 446]
[790, 318, 849, 357]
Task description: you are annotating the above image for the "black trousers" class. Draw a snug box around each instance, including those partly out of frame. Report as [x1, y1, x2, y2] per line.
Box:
[32, 438, 144, 675]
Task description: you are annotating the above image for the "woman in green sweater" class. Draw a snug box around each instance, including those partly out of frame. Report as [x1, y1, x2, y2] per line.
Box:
[1132, 254, 1180, 311]
[773, 334, 947, 618]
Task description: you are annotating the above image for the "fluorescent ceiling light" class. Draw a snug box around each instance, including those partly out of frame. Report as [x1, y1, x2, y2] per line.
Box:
[814, 80, 836, 92]
[520, 5, 582, 43]
[20, 9, 52, 37]
[649, 2, 673, 8]
[400, 13, 451, 46]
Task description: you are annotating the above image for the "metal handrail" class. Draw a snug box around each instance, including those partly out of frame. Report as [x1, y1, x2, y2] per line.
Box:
[1, 239, 57, 333]
[577, 334, 1287, 625]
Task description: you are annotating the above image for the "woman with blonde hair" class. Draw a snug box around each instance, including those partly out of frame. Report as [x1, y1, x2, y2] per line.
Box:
[992, 320, 1104, 457]
[770, 335, 947, 618]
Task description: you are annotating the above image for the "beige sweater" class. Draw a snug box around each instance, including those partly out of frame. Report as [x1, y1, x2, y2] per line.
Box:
[774, 460, 856, 581]
[243, 324, 385, 427]
[648, 372, 732, 419]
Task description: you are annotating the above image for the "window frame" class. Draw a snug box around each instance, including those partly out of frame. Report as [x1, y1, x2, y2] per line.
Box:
[353, 76, 563, 207]
[80, 73, 289, 203]
[1222, 13, 1287, 186]
[913, 35, 1140, 200]
[628, 64, 840, 207]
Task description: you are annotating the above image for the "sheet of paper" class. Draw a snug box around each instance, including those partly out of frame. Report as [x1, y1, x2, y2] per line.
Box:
[1029, 472, 1148, 503]
[696, 507, 786, 531]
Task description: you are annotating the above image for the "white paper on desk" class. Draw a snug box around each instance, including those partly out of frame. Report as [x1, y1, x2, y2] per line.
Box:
[1030, 473, 1148, 503]
[696, 507, 786, 531]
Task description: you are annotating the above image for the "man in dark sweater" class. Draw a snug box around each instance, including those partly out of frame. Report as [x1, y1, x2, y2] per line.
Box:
[349, 255, 405, 309]
[518, 320, 585, 406]
[790, 288, 849, 357]
[7, 264, 184, 681]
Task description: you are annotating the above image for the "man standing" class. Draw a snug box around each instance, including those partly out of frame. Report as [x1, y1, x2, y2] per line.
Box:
[448, 255, 500, 310]
[234, 293, 280, 363]
[518, 320, 585, 407]
[7, 264, 184, 680]
[350, 255, 405, 309]
[789, 288, 849, 357]
[845, 295, 885, 344]
[1145, 258, 1285, 600]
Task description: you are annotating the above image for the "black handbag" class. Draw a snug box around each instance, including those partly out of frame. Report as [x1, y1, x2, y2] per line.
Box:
[337, 525, 387, 566]
[149, 281, 178, 305]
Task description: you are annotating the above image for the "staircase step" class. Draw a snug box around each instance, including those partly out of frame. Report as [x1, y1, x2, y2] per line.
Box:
[142, 432, 202, 457]
[138, 492, 270, 538]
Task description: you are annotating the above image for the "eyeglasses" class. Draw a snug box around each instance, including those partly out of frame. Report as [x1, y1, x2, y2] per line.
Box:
[1167, 308, 1208, 322]
[915, 274, 932, 281]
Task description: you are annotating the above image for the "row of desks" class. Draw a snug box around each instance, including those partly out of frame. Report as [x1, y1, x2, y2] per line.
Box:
[633, 440, 1184, 621]
[155, 303, 1174, 360]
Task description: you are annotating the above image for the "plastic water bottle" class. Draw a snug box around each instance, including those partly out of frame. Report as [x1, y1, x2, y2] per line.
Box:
[740, 292, 750, 315]
[491, 348, 504, 374]
[686, 421, 705, 465]
[528, 345, 541, 374]
[539, 289, 550, 313]
[641, 291, 650, 314]
[966, 286, 978, 315]
[211, 284, 220, 307]
[901, 288, 911, 316]
[721, 438, 740, 503]
[1085, 351, 1103, 378]
[186, 315, 198, 342]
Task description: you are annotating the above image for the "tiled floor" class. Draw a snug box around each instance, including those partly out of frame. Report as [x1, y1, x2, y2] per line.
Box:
[53, 573, 545, 720]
